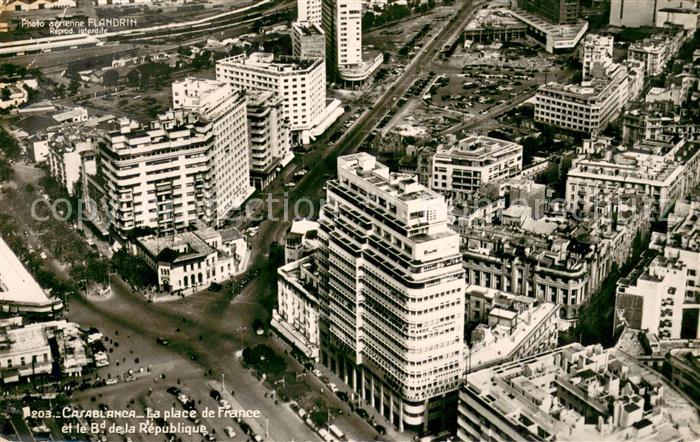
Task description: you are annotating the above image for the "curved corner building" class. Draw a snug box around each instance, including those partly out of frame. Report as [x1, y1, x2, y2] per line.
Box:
[317, 153, 465, 435]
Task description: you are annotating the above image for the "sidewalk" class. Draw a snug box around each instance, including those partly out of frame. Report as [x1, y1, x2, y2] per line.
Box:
[312, 362, 413, 442]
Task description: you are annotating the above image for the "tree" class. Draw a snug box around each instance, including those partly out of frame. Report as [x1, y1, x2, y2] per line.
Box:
[69, 78, 80, 96]
[102, 69, 119, 87]
[126, 69, 140, 87]
[1, 87, 10, 101]
[0, 126, 21, 159]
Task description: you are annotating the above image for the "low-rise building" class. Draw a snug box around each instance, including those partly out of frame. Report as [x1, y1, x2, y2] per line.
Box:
[457, 343, 700, 442]
[508, 6, 588, 54]
[615, 203, 700, 340]
[0, 323, 52, 384]
[566, 139, 700, 218]
[272, 255, 321, 361]
[4, 0, 75, 11]
[0, 81, 29, 109]
[0, 237, 63, 315]
[628, 25, 687, 77]
[431, 135, 523, 201]
[463, 7, 528, 44]
[135, 225, 248, 295]
[52, 107, 88, 124]
[464, 286, 559, 373]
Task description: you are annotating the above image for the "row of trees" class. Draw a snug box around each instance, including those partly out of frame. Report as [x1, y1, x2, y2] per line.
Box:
[362, 0, 437, 32]
[0, 126, 20, 183]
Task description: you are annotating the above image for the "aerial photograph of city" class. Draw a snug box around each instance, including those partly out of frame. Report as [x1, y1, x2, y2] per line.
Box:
[0, 0, 699, 440]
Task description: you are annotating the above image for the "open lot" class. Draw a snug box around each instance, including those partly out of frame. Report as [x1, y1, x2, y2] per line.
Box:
[364, 5, 458, 63]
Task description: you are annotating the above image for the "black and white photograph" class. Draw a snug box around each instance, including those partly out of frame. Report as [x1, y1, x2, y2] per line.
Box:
[0, 0, 699, 440]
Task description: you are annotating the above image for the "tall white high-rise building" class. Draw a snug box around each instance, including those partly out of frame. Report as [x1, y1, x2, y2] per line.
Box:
[298, 0, 322, 26]
[171, 78, 254, 222]
[216, 53, 327, 144]
[318, 153, 465, 434]
[321, 0, 382, 86]
[97, 81, 250, 234]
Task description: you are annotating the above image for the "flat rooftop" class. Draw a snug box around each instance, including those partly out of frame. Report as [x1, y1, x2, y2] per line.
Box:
[338, 152, 444, 204]
[465, 7, 525, 31]
[0, 237, 59, 309]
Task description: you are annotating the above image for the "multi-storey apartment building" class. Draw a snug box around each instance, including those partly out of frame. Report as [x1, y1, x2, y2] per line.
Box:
[627, 25, 687, 77]
[317, 153, 465, 434]
[47, 136, 95, 196]
[623, 104, 700, 144]
[171, 77, 253, 222]
[517, 0, 579, 24]
[615, 203, 700, 340]
[246, 91, 293, 190]
[457, 343, 700, 442]
[430, 135, 523, 201]
[272, 255, 322, 361]
[582, 34, 613, 81]
[216, 53, 326, 144]
[535, 62, 628, 134]
[97, 101, 248, 234]
[298, 0, 322, 26]
[566, 139, 700, 218]
[292, 21, 326, 60]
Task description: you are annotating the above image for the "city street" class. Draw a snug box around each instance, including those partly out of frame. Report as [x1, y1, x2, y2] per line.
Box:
[66, 275, 322, 442]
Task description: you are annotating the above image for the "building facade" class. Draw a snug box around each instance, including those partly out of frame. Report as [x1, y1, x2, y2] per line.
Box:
[171, 78, 253, 222]
[457, 343, 700, 442]
[627, 25, 687, 77]
[135, 226, 246, 294]
[615, 203, 700, 340]
[430, 135, 523, 201]
[97, 108, 247, 234]
[298, 0, 323, 26]
[535, 62, 628, 134]
[291, 21, 326, 60]
[566, 139, 700, 219]
[464, 286, 559, 373]
[322, 0, 362, 78]
[272, 255, 322, 361]
[317, 153, 466, 434]
[216, 53, 326, 144]
[582, 34, 613, 81]
[246, 91, 293, 190]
